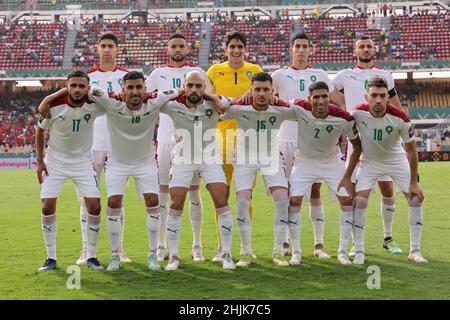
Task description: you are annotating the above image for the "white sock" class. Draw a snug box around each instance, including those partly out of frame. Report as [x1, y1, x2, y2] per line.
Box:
[119, 206, 125, 248]
[236, 191, 252, 255]
[106, 207, 122, 255]
[381, 196, 395, 239]
[166, 209, 182, 257]
[288, 206, 301, 255]
[309, 199, 325, 245]
[354, 196, 367, 253]
[147, 206, 160, 253]
[338, 207, 353, 255]
[408, 205, 423, 253]
[188, 189, 203, 248]
[42, 214, 57, 260]
[272, 189, 289, 256]
[158, 191, 169, 249]
[80, 202, 88, 250]
[86, 214, 101, 259]
[217, 207, 233, 255]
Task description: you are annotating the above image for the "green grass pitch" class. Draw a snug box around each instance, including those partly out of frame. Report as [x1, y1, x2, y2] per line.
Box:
[1, 162, 449, 300]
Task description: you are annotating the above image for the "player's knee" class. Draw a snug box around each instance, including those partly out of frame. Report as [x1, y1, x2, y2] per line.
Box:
[339, 197, 353, 207]
[354, 196, 369, 209]
[41, 205, 56, 216]
[378, 181, 394, 197]
[86, 202, 101, 215]
[407, 196, 422, 207]
[290, 196, 302, 207]
[213, 197, 228, 209]
[144, 193, 159, 208]
[108, 196, 122, 209]
[170, 198, 184, 212]
[311, 184, 322, 198]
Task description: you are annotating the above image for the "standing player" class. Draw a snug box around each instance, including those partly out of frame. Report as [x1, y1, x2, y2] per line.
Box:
[288, 81, 362, 266]
[332, 35, 404, 255]
[221, 72, 293, 267]
[77, 32, 130, 265]
[87, 72, 180, 271]
[36, 71, 104, 271]
[159, 71, 235, 271]
[207, 31, 263, 262]
[272, 33, 344, 259]
[145, 33, 213, 262]
[345, 77, 426, 264]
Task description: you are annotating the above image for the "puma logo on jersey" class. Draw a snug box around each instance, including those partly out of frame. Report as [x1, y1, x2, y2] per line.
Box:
[149, 215, 159, 220]
[287, 75, 295, 81]
[142, 112, 151, 117]
[350, 75, 357, 80]
[362, 121, 368, 127]
[242, 115, 250, 121]
[301, 118, 308, 125]
[160, 75, 167, 80]
[57, 115, 66, 121]
[167, 228, 178, 234]
[177, 110, 186, 116]
[92, 80, 99, 85]
[108, 217, 119, 222]
[345, 220, 353, 226]
[118, 111, 127, 116]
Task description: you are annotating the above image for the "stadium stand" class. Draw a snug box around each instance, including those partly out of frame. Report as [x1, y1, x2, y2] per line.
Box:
[72, 18, 201, 70]
[0, 21, 67, 70]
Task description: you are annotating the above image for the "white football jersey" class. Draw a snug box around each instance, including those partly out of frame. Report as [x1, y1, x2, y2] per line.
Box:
[87, 65, 129, 152]
[272, 65, 334, 142]
[161, 95, 227, 164]
[87, 87, 179, 164]
[221, 98, 295, 163]
[38, 96, 104, 165]
[332, 65, 396, 112]
[146, 63, 212, 144]
[352, 103, 414, 164]
[291, 99, 358, 161]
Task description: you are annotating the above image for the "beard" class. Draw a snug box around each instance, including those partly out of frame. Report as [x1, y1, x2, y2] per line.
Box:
[358, 55, 373, 63]
[69, 94, 87, 105]
[187, 94, 202, 104]
[171, 54, 187, 62]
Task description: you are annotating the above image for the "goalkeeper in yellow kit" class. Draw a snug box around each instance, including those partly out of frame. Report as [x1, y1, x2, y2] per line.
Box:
[207, 31, 263, 262]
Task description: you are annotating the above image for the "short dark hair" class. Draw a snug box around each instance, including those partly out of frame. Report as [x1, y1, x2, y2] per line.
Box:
[225, 30, 246, 47]
[251, 72, 272, 84]
[169, 33, 186, 41]
[354, 35, 372, 46]
[67, 70, 90, 82]
[99, 32, 119, 46]
[367, 76, 388, 90]
[123, 71, 145, 83]
[291, 33, 310, 46]
[309, 81, 329, 94]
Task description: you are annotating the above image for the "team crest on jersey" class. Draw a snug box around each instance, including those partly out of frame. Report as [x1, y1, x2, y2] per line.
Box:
[118, 79, 124, 86]
[92, 88, 104, 97]
[205, 109, 213, 119]
[246, 71, 252, 79]
[326, 125, 334, 133]
[84, 114, 91, 123]
[269, 116, 277, 125]
[386, 125, 394, 135]
[310, 75, 317, 82]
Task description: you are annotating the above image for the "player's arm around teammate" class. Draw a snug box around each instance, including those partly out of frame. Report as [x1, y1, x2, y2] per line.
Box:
[36, 71, 103, 271]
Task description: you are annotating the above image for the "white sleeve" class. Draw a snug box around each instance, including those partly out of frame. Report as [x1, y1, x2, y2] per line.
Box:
[332, 71, 345, 91]
[386, 72, 396, 92]
[145, 70, 158, 92]
[271, 70, 280, 95]
[160, 100, 177, 118]
[319, 70, 335, 92]
[220, 105, 237, 120]
[88, 87, 123, 112]
[400, 120, 415, 144]
[150, 90, 180, 109]
[345, 120, 359, 140]
[37, 118, 51, 129]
